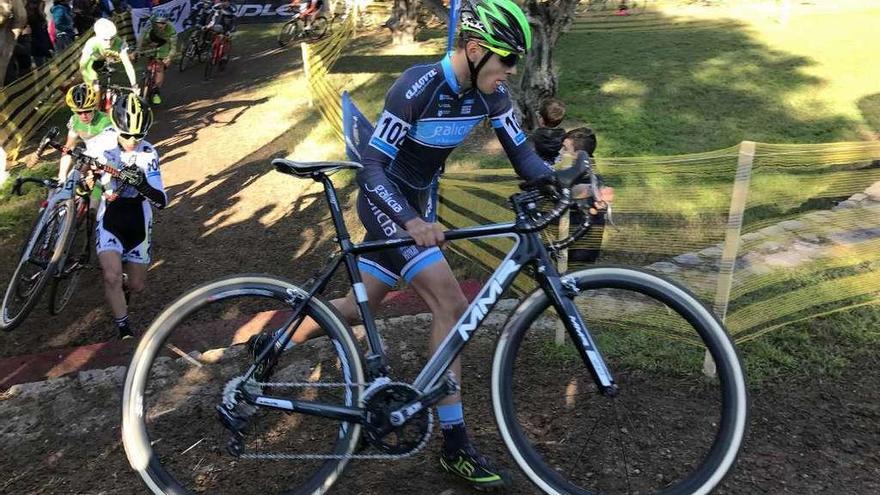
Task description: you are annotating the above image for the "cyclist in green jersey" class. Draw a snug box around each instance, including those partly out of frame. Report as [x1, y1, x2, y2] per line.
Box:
[79, 18, 139, 93]
[58, 84, 113, 180]
[135, 13, 177, 105]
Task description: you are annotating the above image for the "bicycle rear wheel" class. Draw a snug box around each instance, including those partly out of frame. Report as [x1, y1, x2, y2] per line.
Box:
[49, 200, 90, 315]
[122, 274, 365, 495]
[1, 200, 75, 331]
[492, 266, 748, 495]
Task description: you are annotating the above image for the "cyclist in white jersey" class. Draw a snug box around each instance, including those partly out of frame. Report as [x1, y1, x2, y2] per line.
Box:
[86, 93, 167, 340]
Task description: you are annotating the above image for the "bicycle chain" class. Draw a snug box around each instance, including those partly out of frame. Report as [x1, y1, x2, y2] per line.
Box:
[232, 380, 435, 461]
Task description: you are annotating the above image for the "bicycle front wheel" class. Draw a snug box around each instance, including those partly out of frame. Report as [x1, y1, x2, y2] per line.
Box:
[203, 49, 217, 80]
[492, 266, 748, 495]
[277, 20, 301, 47]
[179, 37, 195, 72]
[1, 200, 75, 331]
[49, 201, 90, 315]
[122, 274, 365, 495]
[308, 16, 329, 40]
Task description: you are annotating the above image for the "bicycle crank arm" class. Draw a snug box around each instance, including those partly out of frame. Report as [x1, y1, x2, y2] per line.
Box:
[389, 377, 458, 427]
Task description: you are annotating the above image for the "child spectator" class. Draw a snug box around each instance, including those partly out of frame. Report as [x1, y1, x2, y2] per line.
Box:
[530, 97, 566, 165]
[563, 127, 610, 264]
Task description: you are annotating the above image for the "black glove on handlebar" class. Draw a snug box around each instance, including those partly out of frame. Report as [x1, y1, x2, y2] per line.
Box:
[118, 165, 146, 188]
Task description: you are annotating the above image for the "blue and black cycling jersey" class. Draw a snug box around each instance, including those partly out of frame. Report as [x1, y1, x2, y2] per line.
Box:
[352, 53, 552, 287]
[357, 53, 552, 227]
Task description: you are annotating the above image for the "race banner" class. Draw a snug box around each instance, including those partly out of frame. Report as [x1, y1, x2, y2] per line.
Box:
[234, 1, 300, 23]
[130, 0, 192, 40]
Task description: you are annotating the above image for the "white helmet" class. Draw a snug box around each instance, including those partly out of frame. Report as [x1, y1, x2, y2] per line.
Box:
[94, 18, 118, 41]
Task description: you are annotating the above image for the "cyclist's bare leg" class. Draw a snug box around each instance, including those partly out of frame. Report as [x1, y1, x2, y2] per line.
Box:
[124, 261, 149, 297]
[99, 251, 128, 318]
[408, 259, 469, 406]
[154, 59, 166, 88]
[290, 271, 391, 343]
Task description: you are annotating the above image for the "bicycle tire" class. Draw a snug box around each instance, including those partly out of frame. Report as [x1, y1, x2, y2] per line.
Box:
[179, 37, 195, 72]
[203, 47, 217, 80]
[122, 274, 365, 495]
[1, 200, 76, 331]
[277, 19, 301, 47]
[197, 32, 210, 63]
[308, 16, 329, 40]
[48, 201, 90, 315]
[492, 266, 749, 495]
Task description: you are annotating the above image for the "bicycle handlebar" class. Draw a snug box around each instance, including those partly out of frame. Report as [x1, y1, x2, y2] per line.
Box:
[35, 127, 123, 179]
[11, 177, 59, 196]
[512, 151, 608, 249]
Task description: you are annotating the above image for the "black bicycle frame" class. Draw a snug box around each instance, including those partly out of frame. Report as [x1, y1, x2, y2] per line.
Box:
[244, 172, 617, 423]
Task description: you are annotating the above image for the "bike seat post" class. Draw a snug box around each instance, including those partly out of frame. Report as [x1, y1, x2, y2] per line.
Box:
[316, 173, 351, 247]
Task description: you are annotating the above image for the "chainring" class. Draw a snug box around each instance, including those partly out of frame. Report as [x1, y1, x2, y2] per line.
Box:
[363, 383, 431, 455]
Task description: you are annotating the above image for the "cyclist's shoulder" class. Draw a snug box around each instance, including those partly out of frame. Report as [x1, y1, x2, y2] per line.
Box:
[389, 60, 444, 101]
[481, 83, 514, 115]
[93, 111, 113, 128]
[81, 36, 100, 52]
[85, 128, 119, 155]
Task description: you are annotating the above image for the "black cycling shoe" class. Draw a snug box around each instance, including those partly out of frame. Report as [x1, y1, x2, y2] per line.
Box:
[440, 445, 512, 491]
[118, 324, 134, 340]
[247, 333, 280, 382]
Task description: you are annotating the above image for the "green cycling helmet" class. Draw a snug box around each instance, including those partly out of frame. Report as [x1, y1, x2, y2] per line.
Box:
[460, 0, 532, 56]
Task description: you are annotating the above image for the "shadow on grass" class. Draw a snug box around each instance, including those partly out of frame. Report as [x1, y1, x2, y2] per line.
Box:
[557, 11, 863, 156]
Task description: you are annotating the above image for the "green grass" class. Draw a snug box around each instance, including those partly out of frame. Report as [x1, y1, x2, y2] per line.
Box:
[557, 4, 880, 156]
[2, 7, 878, 385]
[0, 161, 56, 241]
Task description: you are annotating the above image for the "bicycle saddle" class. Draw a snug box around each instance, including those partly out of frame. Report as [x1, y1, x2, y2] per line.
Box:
[272, 158, 362, 178]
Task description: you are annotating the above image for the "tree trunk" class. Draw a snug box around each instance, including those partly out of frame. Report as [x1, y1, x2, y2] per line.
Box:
[516, 0, 580, 130]
[421, 0, 450, 23]
[387, 0, 419, 45]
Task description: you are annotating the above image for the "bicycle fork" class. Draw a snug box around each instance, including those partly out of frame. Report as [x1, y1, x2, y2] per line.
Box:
[545, 272, 619, 397]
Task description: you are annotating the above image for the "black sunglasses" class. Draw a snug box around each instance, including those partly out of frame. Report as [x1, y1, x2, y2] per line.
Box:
[498, 52, 519, 67]
[120, 132, 146, 140]
[76, 110, 94, 115]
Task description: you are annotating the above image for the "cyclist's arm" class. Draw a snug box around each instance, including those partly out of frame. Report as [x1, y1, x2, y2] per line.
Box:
[357, 73, 424, 226]
[166, 26, 178, 59]
[130, 146, 168, 208]
[119, 45, 138, 87]
[79, 42, 98, 85]
[59, 119, 79, 180]
[488, 88, 554, 182]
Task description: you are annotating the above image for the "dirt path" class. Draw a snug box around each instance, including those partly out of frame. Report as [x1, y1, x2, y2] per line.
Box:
[0, 30, 357, 360]
[0, 308, 877, 494]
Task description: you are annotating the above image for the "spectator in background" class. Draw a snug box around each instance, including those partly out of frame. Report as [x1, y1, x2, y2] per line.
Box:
[50, 0, 74, 48]
[562, 126, 612, 265]
[26, 0, 54, 65]
[530, 97, 567, 165]
[97, 0, 112, 18]
[1, 0, 28, 85]
[71, 0, 95, 36]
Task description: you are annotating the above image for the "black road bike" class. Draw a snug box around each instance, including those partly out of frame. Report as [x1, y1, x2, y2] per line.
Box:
[122, 153, 748, 495]
[1, 128, 119, 330]
[178, 27, 212, 72]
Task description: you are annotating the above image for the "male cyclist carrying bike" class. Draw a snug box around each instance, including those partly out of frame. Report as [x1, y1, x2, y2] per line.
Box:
[79, 18, 138, 95]
[86, 94, 167, 340]
[135, 13, 177, 105]
[248, 0, 614, 489]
